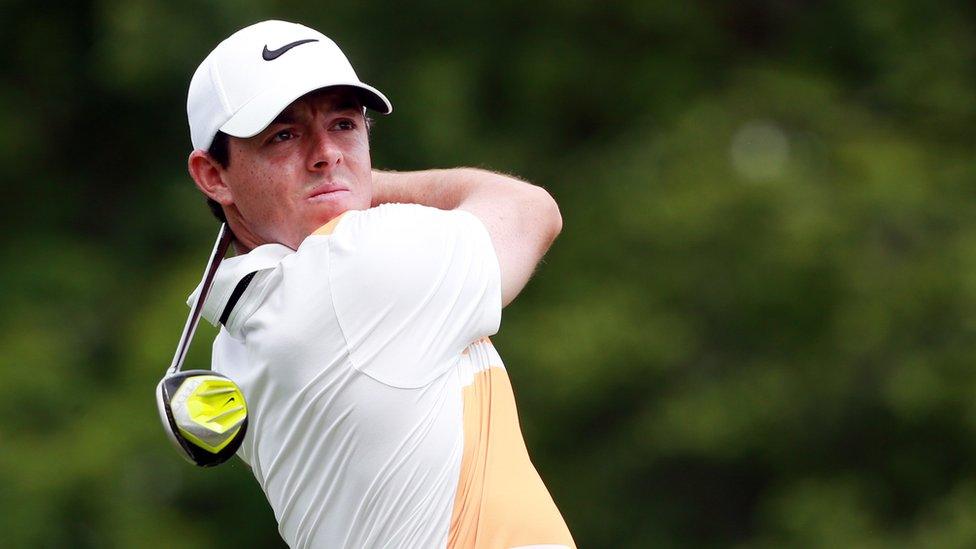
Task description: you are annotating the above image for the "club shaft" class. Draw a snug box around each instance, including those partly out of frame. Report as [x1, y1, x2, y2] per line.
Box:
[167, 224, 233, 375]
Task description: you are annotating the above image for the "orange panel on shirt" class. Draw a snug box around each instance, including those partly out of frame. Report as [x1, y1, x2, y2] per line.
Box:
[448, 360, 575, 548]
[312, 212, 348, 236]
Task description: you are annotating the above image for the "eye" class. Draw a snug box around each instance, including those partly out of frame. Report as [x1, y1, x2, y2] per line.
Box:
[331, 119, 356, 131]
[269, 129, 296, 143]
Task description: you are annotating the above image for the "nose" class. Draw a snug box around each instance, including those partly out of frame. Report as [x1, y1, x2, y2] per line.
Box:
[307, 127, 342, 171]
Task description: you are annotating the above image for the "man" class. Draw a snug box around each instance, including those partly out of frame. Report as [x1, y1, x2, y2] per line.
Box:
[185, 20, 574, 548]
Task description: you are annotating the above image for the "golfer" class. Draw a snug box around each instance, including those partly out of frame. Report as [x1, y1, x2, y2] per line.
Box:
[185, 20, 574, 548]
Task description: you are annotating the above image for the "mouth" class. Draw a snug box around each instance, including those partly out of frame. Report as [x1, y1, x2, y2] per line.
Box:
[306, 183, 349, 202]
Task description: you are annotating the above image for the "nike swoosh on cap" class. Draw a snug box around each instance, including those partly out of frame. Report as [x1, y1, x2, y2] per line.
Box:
[262, 39, 319, 61]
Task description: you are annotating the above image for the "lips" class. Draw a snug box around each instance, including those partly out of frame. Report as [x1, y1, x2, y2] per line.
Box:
[306, 183, 348, 200]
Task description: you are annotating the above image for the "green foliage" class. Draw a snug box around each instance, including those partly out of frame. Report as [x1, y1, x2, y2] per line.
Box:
[3, 1, 976, 546]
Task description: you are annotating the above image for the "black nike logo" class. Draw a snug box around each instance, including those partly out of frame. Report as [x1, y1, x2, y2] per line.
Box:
[262, 39, 319, 61]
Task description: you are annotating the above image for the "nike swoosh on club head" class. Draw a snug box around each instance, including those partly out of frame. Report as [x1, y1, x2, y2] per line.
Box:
[262, 39, 319, 61]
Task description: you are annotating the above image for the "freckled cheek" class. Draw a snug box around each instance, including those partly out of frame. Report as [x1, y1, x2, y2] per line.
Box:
[234, 163, 295, 225]
[262, 170, 298, 223]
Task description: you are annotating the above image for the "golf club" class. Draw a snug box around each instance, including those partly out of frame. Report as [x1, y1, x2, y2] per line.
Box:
[155, 223, 248, 467]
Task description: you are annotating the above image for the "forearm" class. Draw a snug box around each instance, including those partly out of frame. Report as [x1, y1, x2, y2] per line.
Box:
[372, 168, 523, 210]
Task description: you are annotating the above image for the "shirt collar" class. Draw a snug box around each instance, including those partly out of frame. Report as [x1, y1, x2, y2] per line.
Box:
[186, 242, 293, 327]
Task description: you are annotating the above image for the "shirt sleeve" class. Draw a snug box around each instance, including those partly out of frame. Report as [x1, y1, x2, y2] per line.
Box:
[322, 203, 502, 388]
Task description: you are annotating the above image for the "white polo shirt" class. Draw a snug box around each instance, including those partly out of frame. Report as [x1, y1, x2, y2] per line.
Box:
[192, 204, 575, 549]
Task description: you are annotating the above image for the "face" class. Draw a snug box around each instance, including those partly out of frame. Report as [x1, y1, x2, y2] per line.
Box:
[201, 89, 372, 250]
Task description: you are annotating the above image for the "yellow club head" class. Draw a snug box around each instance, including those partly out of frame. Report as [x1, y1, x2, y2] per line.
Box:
[156, 370, 248, 467]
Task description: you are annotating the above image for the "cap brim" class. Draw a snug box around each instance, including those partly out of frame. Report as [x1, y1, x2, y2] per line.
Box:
[219, 76, 392, 139]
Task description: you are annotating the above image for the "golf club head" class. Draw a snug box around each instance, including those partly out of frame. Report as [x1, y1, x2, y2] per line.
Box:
[156, 369, 248, 467]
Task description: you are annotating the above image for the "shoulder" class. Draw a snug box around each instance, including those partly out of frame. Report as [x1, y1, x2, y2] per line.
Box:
[303, 204, 490, 266]
[318, 205, 502, 388]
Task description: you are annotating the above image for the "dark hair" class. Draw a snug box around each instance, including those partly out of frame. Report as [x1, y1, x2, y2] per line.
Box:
[205, 131, 231, 224]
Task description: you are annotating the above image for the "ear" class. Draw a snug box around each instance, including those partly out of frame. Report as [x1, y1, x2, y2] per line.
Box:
[188, 150, 234, 206]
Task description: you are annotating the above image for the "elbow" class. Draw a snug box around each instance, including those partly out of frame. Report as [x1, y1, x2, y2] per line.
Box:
[547, 191, 563, 243]
[531, 185, 562, 245]
[478, 168, 562, 245]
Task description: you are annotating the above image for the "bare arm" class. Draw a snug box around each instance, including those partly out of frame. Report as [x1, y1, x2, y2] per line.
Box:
[372, 168, 562, 307]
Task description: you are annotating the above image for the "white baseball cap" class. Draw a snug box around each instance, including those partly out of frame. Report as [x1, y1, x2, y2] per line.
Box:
[187, 20, 392, 151]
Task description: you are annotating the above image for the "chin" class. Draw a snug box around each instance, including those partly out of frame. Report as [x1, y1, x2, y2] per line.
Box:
[304, 194, 366, 228]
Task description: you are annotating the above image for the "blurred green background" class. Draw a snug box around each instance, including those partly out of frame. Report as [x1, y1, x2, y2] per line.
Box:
[3, 1, 976, 547]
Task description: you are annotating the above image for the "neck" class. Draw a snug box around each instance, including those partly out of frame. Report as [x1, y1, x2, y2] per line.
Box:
[225, 217, 262, 254]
